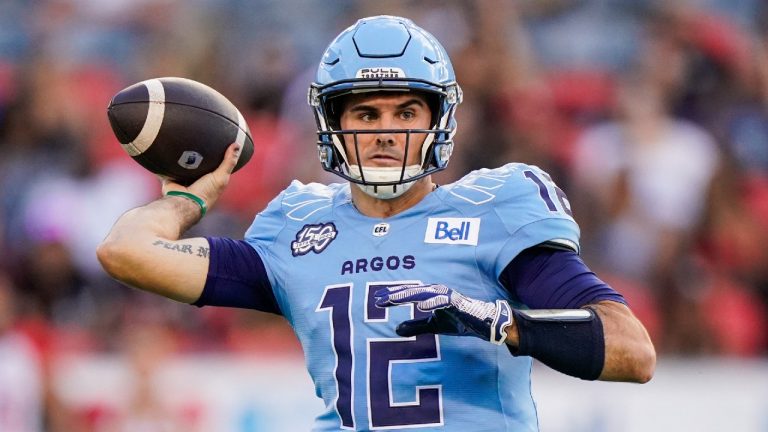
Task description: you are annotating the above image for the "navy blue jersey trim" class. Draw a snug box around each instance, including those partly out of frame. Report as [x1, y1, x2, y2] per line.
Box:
[192, 236, 282, 315]
[500, 246, 626, 309]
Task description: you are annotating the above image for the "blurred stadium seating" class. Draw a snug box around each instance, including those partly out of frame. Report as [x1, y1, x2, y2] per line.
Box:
[0, 1, 766, 430]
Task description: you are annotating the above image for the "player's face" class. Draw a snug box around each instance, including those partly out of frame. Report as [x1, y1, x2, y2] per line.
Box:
[339, 92, 432, 168]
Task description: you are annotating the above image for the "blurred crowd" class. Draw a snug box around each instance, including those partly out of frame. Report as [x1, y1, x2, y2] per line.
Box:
[1, 0, 768, 430]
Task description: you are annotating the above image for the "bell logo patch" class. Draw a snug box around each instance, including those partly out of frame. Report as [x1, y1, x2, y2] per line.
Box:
[424, 218, 480, 245]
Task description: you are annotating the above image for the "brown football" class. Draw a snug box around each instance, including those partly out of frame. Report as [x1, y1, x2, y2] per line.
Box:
[107, 77, 253, 185]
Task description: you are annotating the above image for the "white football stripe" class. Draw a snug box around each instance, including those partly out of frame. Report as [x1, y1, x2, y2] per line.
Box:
[234, 109, 247, 163]
[122, 79, 165, 156]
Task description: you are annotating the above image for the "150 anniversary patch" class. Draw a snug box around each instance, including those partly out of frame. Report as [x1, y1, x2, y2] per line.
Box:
[291, 222, 338, 256]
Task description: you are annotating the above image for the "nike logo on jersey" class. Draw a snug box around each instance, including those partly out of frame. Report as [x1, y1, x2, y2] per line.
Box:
[424, 218, 480, 245]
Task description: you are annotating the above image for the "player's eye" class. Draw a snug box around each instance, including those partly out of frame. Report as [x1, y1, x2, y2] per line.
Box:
[400, 110, 416, 121]
[359, 112, 377, 122]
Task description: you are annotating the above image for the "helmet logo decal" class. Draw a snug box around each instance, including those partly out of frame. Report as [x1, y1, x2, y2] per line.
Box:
[356, 67, 406, 79]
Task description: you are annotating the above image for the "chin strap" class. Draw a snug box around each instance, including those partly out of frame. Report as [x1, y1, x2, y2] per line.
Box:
[348, 165, 423, 199]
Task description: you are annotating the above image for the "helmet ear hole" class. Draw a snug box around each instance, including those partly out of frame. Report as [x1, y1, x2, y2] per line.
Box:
[327, 97, 345, 130]
[424, 93, 442, 128]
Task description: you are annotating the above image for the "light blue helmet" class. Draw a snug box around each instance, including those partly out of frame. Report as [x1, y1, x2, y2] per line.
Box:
[309, 15, 462, 199]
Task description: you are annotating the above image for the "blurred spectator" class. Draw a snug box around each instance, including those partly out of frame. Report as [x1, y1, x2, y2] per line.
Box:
[700, 271, 768, 356]
[570, 74, 721, 352]
[91, 321, 198, 432]
[20, 160, 157, 280]
[50, 317, 202, 432]
[695, 143, 768, 357]
[520, 0, 644, 72]
[572, 74, 720, 282]
[0, 271, 44, 432]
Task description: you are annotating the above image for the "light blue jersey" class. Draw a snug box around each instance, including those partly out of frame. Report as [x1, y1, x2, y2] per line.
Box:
[244, 163, 579, 431]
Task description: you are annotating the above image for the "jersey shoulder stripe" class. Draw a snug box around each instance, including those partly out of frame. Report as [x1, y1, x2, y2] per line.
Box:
[441, 163, 521, 207]
[245, 180, 348, 244]
[280, 180, 345, 222]
[442, 163, 577, 227]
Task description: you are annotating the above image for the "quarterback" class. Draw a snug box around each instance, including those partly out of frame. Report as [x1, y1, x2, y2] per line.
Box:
[98, 16, 655, 431]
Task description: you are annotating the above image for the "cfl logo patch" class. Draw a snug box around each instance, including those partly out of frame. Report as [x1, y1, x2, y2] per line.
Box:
[372, 222, 389, 237]
[424, 218, 481, 245]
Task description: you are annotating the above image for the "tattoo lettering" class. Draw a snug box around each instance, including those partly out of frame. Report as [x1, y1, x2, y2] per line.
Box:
[196, 246, 209, 258]
[152, 239, 195, 255]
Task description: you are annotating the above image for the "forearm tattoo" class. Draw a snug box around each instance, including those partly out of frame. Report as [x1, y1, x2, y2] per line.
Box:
[152, 239, 209, 258]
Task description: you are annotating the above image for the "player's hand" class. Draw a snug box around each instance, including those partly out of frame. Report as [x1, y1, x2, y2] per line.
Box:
[374, 284, 514, 345]
[161, 142, 242, 209]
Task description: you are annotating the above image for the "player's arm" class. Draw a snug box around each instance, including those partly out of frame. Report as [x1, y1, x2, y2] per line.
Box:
[502, 299, 654, 382]
[96, 143, 241, 303]
[499, 247, 655, 382]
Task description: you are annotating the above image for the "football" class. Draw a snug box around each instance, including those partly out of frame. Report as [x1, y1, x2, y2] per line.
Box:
[107, 77, 254, 185]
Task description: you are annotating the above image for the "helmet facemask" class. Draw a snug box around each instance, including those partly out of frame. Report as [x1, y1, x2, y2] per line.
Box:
[314, 89, 456, 199]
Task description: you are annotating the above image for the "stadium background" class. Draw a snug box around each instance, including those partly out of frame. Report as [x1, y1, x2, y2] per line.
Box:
[0, 0, 767, 430]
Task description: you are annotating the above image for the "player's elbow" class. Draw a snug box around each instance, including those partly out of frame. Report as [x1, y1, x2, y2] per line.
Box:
[96, 238, 133, 282]
[600, 332, 657, 383]
[629, 340, 656, 384]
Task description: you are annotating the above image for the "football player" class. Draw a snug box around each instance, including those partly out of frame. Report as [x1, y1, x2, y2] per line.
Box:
[98, 16, 655, 431]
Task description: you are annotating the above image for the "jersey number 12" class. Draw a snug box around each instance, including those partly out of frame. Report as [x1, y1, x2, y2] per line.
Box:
[317, 282, 443, 430]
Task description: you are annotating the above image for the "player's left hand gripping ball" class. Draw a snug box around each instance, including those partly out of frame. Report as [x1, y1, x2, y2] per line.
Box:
[374, 284, 514, 345]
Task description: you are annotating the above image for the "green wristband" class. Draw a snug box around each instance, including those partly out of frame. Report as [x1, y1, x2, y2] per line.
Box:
[165, 191, 207, 217]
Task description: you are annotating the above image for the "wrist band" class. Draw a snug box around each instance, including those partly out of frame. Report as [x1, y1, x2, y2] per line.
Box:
[165, 191, 207, 217]
[508, 307, 605, 380]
